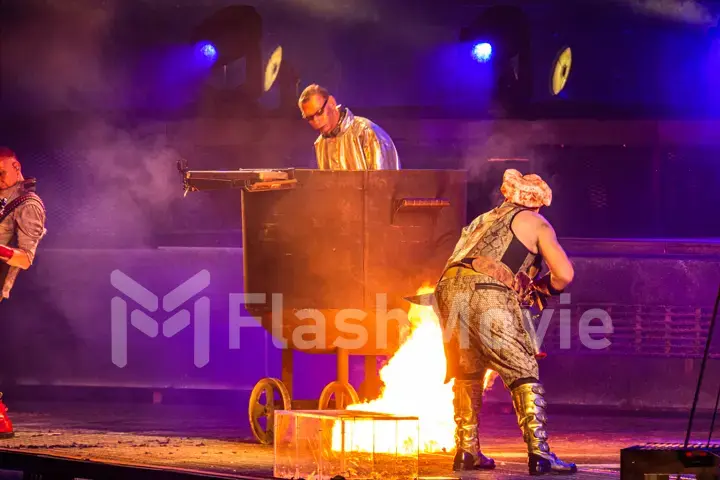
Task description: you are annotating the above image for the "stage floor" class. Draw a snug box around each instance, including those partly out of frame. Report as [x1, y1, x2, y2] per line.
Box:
[0, 400, 704, 479]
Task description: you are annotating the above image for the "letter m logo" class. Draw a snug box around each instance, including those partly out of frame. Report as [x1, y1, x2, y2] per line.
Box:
[110, 270, 211, 368]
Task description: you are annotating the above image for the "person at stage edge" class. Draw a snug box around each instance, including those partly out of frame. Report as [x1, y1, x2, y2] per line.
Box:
[0, 147, 48, 438]
[298, 84, 400, 170]
[432, 168, 576, 474]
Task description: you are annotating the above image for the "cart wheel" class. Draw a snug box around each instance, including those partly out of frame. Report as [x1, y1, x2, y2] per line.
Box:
[318, 381, 360, 410]
[248, 377, 292, 445]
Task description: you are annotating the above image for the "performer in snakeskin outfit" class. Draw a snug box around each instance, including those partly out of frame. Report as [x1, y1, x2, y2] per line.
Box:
[433, 169, 576, 474]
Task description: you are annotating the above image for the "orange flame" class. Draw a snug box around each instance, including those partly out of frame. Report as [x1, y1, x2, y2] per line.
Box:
[331, 284, 498, 454]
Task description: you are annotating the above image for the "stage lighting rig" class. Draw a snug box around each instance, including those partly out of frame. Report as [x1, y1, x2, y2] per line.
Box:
[192, 5, 263, 103]
[460, 5, 532, 116]
[192, 5, 262, 67]
[550, 46, 572, 96]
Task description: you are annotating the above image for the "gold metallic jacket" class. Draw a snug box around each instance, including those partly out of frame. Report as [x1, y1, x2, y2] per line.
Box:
[313, 106, 400, 170]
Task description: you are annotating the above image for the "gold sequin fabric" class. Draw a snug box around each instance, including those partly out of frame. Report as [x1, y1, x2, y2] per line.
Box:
[313, 106, 400, 170]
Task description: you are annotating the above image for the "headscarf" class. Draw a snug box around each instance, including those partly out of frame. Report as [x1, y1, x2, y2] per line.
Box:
[500, 169, 552, 208]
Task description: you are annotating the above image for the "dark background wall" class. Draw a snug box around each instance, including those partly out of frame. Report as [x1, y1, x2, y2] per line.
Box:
[0, 0, 719, 244]
[2, 0, 719, 116]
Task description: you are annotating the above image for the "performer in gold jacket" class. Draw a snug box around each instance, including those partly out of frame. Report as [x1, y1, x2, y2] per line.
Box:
[433, 169, 576, 475]
[298, 84, 400, 170]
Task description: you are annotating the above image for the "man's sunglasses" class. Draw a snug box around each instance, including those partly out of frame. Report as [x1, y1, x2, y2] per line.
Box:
[302, 96, 329, 122]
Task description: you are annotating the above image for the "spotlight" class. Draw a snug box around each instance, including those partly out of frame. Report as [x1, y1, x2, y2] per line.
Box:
[196, 42, 218, 62]
[550, 46, 572, 95]
[192, 5, 264, 102]
[460, 5, 529, 60]
[460, 5, 532, 116]
[263, 46, 283, 92]
[192, 5, 262, 66]
[472, 42, 493, 62]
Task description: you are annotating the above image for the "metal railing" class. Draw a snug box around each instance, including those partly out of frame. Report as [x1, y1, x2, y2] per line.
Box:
[539, 303, 716, 358]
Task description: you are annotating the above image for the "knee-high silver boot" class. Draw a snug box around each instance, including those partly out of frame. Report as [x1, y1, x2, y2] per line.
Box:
[511, 382, 577, 475]
[452, 379, 496, 471]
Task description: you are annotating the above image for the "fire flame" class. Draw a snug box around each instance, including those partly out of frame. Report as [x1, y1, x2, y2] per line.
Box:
[331, 284, 498, 455]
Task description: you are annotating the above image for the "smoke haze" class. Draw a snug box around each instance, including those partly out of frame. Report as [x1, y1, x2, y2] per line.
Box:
[622, 0, 718, 26]
[2, 0, 185, 246]
[459, 122, 561, 212]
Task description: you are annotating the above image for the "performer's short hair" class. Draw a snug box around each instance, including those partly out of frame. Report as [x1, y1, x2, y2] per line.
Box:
[298, 84, 330, 104]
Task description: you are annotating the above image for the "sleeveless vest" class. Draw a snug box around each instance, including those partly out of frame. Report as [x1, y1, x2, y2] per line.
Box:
[445, 202, 543, 285]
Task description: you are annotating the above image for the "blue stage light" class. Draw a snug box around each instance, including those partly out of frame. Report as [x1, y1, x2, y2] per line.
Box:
[196, 42, 218, 61]
[472, 42, 493, 62]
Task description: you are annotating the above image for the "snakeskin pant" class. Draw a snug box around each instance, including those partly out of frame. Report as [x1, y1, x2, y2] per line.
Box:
[434, 274, 539, 386]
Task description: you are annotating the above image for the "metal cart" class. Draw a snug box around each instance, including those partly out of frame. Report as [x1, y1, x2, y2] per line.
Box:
[180, 165, 467, 444]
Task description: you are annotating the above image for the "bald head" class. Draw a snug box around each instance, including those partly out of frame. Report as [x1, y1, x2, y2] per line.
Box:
[0, 148, 23, 189]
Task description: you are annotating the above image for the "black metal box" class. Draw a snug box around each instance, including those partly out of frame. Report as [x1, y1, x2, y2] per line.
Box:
[240, 169, 467, 355]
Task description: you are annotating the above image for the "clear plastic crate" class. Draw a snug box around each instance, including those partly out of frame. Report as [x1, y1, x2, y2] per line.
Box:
[274, 409, 420, 480]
